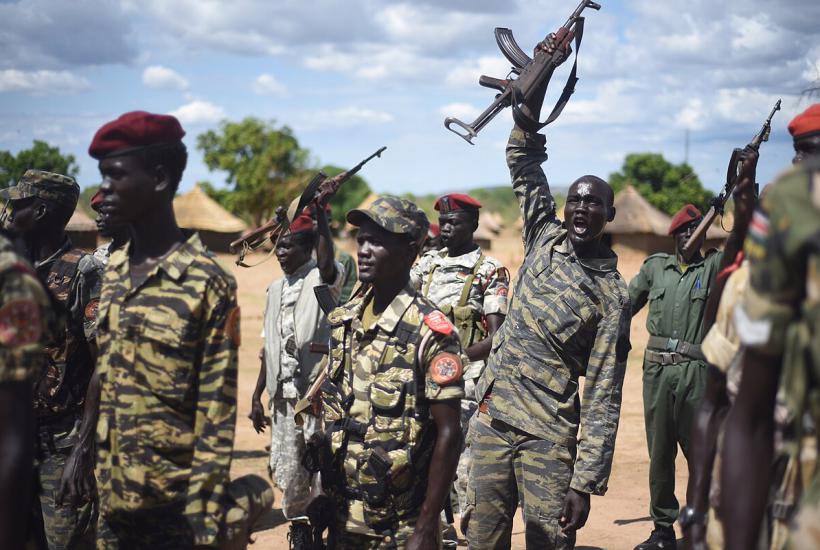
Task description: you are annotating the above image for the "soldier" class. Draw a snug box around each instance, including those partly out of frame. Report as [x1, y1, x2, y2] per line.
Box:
[683, 106, 820, 549]
[0, 225, 53, 549]
[248, 204, 342, 549]
[89, 189, 129, 266]
[720, 105, 820, 549]
[315, 195, 465, 548]
[2, 169, 103, 549]
[85, 110, 271, 548]
[420, 223, 442, 256]
[467, 61, 631, 548]
[410, 193, 508, 537]
[629, 170, 757, 549]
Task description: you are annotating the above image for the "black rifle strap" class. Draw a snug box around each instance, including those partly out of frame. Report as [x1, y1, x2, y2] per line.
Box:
[512, 17, 585, 132]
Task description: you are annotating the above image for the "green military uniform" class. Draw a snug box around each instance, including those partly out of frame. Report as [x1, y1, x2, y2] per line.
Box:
[0, 231, 52, 385]
[94, 233, 271, 548]
[629, 248, 722, 529]
[469, 128, 631, 549]
[737, 159, 820, 548]
[410, 246, 508, 526]
[336, 248, 358, 304]
[3, 170, 102, 549]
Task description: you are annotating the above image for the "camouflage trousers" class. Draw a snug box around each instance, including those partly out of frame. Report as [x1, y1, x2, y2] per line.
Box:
[32, 435, 96, 549]
[466, 413, 576, 550]
[96, 474, 273, 549]
[269, 397, 318, 520]
[454, 398, 478, 531]
[338, 520, 442, 549]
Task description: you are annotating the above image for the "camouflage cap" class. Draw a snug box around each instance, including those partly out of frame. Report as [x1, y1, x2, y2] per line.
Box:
[347, 195, 429, 241]
[0, 169, 80, 208]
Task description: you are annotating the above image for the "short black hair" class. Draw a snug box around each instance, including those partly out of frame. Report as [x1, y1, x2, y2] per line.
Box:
[135, 143, 188, 194]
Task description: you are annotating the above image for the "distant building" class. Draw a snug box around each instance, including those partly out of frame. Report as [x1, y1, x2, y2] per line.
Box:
[66, 208, 98, 250]
[174, 185, 248, 253]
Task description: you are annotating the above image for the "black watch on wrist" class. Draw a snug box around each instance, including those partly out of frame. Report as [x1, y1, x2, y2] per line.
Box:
[678, 506, 708, 529]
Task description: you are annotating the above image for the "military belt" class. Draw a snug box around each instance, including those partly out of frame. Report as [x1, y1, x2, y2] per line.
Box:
[646, 335, 706, 363]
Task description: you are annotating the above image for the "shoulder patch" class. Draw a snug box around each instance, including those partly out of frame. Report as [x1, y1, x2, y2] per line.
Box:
[84, 298, 100, 322]
[226, 306, 241, 347]
[0, 299, 42, 347]
[424, 310, 455, 336]
[429, 352, 463, 385]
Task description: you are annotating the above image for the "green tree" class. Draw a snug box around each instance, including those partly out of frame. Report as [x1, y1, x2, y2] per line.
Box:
[0, 140, 80, 188]
[608, 153, 713, 215]
[320, 165, 371, 229]
[78, 184, 101, 217]
[197, 118, 310, 226]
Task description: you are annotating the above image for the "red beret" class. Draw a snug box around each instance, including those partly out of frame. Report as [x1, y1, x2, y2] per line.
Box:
[428, 223, 440, 237]
[89, 111, 185, 160]
[788, 103, 820, 139]
[90, 189, 104, 212]
[435, 193, 482, 213]
[668, 204, 703, 235]
[289, 211, 315, 234]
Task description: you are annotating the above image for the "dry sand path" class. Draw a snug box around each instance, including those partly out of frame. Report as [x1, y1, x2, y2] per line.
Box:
[224, 231, 689, 549]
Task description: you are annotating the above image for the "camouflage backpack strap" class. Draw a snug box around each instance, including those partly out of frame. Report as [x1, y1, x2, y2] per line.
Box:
[421, 251, 445, 297]
[457, 251, 485, 308]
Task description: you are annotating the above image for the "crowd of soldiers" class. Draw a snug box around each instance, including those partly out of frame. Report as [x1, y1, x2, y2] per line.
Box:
[1, 60, 819, 550]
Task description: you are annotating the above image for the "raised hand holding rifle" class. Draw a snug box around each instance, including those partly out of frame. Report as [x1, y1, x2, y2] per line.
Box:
[444, 0, 601, 144]
[680, 99, 781, 262]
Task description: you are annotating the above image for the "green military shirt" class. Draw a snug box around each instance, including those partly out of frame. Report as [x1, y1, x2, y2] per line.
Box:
[475, 127, 632, 496]
[629, 250, 723, 357]
[0, 232, 51, 384]
[336, 248, 358, 304]
[322, 284, 465, 536]
[94, 233, 240, 546]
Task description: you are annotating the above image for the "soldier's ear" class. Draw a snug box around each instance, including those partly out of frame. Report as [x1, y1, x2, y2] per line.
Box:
[607, 205, 616, 223]
[34, 200, 48, 221]
[153, 164, 173, 195]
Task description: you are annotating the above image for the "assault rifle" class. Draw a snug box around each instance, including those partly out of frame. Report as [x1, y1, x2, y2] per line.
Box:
[681, 99, 781, 260]
[229, 146, 386, 267]
[444, 0, 601, 144]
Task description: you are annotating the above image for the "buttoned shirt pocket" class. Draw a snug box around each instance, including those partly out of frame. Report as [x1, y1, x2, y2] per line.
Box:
[691, 288, 708, 302]
[138, 312, 196, 408]
[648, 287, 666, 316]
[369, 381, 409, 436]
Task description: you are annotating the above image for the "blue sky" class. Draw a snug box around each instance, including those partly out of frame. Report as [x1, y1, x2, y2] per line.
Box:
[1, 0, 818, 199]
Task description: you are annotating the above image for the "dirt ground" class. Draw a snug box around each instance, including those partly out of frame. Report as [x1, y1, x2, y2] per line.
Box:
[225, 229, 689, 549]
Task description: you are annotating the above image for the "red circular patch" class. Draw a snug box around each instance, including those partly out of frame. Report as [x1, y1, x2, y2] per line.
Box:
[84, 299, 100, 321]
[430, 352, 463, 385]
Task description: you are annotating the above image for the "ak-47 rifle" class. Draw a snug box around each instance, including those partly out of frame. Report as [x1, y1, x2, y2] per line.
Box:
[230, 146, 386, 267]
[681, 99, 781, 260]
[444, 0, 601, 144]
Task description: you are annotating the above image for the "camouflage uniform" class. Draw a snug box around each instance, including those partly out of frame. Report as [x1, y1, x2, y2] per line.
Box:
[469, 128, 631, 549]
[92, 242, 113, 267]
[262, 257, 342, 519]
[0, 231, 52, 385]
[410, 246, 508, 523]
[94, 233, 270, 548]
[316, 195, 465, 548]
[3, 170, 103, 549]
[629, 249, 722, 529]
[736, 159, 820, 548]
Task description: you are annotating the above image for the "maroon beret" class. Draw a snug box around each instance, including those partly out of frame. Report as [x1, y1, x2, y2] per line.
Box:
[90, 189, 104, 212]
[89, 111, 185, 160]
[788, 103, 820, 139]
[289, 211, 315, 234]
[668, 204, 703, 235]
[428, 223, 440, 237]
[435, 193, 482, 213]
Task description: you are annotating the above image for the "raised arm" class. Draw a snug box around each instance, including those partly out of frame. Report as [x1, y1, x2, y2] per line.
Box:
[314, 203, 338, 285]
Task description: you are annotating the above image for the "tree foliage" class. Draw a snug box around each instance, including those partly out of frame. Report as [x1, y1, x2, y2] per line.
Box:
[320, 164, 371, 229]
[608, 153, 713, 215]
[196, 118, 310, 226]
[0, 140, 80, 188]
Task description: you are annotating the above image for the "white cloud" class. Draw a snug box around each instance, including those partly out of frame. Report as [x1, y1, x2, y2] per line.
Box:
[142, 65, 189, 91]
[0, 69, 90, 95]
[439, 102, 480, 122]
[445, 56, 511, 88]
[252, 74, 286, 96]
[675, 98, 708, 130]
[169, 99, 225, 125]
[294, 106, 393, 131]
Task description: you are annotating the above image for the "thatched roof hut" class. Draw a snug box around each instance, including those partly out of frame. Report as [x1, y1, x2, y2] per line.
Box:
[605, 185, 728, 256]
[174, 185, 248, 252]
[66, 208, 97, 250]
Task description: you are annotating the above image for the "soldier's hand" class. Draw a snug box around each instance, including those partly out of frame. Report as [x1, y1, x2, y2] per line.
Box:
[248, 398, 270, 434]
[732, 146, 759, 227]
[56, 447, 95, 506]
[535, 32, 573, 63]
[559, 488, 590, 533]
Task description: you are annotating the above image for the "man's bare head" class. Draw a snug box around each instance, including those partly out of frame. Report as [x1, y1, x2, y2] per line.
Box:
[564, 175, 615, 252]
